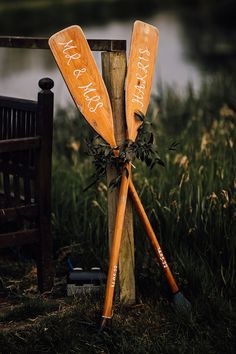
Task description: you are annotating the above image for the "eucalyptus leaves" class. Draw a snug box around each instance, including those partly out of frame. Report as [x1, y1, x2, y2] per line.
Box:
[84, 111, 167, 191]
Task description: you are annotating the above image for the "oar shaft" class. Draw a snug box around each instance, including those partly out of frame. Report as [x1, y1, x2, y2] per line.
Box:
[103, 156, 179, 320]
[102, 173, 179, 320]
[102, 162, 131, 319]
[128, 180, 179, 294]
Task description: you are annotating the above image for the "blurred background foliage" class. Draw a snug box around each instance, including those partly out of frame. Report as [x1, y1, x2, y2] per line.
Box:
[1, 0, 236, 68]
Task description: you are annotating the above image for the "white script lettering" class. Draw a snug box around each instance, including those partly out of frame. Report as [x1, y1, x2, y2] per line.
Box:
[132, 47, 151, 107]
[73, 68, 86, 78]
[58, 39, 103, 113]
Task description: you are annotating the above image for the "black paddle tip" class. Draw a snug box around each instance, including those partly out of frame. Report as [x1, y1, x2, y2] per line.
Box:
[99, 317, 112, 334]
[172, 292, 192, 316]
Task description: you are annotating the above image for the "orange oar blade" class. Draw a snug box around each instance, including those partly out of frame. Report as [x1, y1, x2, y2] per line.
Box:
[49, 25, 116, 147]
[126, 20, 159, 142]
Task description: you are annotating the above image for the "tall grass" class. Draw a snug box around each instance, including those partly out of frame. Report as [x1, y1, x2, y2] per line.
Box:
[52, 77, 235, 289]
[51, 77, 235, 330]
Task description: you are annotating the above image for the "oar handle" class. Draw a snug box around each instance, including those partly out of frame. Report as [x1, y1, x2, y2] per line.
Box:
[102, 162, 131, 319]
[128, 179, 179, 294]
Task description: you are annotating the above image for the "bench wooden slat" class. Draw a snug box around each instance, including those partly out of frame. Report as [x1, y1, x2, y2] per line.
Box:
[0, 204, 38, 221]
[0, 137, 41, 152]
[13, 174, 20, 204]
[0, 96, 37, 111]
[3, 172, 10, 205]
[0, 229, 39, 248]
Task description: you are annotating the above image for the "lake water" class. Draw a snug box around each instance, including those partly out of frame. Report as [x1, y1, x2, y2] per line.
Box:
[0, 10, 214, 108]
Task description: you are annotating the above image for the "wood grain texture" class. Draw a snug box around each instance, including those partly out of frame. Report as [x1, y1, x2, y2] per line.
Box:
[126, 20, 159, 142]
[102, 162, 132, 318]
[49, 25, 116, 147]
[102, 52, 135, 306]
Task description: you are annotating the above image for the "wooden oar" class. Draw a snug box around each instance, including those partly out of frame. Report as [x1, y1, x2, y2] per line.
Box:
[49, 27, 133, 325]
[127, 22, 190, 315]
[49, 25, 116, 148]
[100, 21, 160, 328]
[101, 21, 190, 329]
[125, 20, 159, 142]
[48, 25, 190, 328]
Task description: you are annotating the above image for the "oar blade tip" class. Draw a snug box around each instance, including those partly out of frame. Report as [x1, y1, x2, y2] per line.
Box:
[126, 20, 159, 141]
[48, 25, 116, 147]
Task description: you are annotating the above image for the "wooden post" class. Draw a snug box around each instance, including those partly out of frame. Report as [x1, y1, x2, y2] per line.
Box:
[36, 77, 54, 292]
[102, 51, 135, 305]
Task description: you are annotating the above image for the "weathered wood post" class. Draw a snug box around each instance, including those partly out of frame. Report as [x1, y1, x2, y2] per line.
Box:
[102, 51, 136, 305]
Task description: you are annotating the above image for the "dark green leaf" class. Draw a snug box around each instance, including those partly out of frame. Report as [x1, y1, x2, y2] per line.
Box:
[134, 111, 145, 122]
[148, 133, 154, 144]
[169, 141, 179, 151]
[156, 158, 165, 167]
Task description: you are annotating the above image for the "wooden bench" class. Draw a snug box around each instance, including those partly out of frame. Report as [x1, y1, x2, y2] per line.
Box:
[0, 78, 54, 292]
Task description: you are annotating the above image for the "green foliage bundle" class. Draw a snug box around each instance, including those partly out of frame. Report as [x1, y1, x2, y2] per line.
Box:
[85, 111, 165, 191]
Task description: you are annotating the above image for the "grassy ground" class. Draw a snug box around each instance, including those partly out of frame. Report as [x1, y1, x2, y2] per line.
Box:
[0, 76, 235, 353]
[0, 260, 235, 354]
